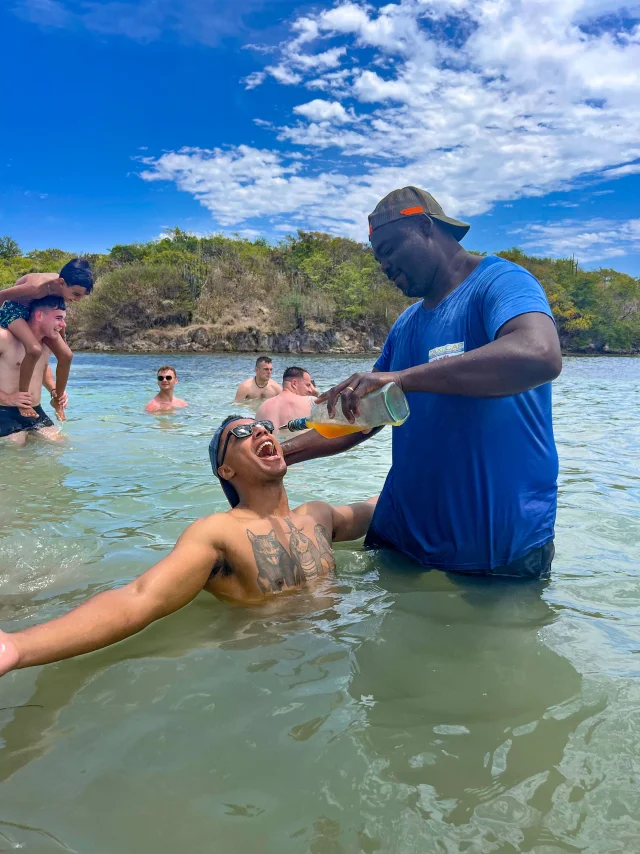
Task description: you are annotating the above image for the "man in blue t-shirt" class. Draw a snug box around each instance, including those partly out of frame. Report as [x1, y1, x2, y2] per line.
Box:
[282, 186, 562, 579]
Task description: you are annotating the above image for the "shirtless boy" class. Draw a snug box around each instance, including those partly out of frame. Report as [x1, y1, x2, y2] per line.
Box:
[144, 365, 188, 413]
[234, 356, 282, 402]
[0, 415, 375, 675]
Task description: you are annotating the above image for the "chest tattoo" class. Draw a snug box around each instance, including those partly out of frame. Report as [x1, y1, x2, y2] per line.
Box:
[314, 524, 336, 573]
[247, 529, 302, 592]
[285, 519, 321, 580]
[246, 520, 335, 593]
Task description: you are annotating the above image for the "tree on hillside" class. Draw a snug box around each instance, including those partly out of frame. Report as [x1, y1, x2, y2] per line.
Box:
[0, 236, 21, 259]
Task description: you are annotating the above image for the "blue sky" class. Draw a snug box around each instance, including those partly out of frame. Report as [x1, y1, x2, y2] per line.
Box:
[2, 0, 640, 273]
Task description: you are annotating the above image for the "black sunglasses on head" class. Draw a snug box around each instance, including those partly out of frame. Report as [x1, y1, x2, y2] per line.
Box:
[218, 420, 275, 467]
[157, 375, 175, 381]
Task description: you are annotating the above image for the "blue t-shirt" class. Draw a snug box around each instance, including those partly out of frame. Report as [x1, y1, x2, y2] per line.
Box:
[372, 256, 558, 571]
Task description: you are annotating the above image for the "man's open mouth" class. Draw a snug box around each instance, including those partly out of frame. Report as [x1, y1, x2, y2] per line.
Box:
[255, 439, 278, 459]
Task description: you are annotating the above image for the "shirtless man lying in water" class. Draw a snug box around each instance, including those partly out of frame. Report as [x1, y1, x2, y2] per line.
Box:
[0, 415, 376, 676]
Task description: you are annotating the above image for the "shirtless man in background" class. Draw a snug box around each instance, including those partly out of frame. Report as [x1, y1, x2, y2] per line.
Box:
[256, 366, 315, 430]
[145, 365, 188, 413]
[0, 295, 68, 444]
[0, 415, 375, 675]
[234, 356, 282, 403]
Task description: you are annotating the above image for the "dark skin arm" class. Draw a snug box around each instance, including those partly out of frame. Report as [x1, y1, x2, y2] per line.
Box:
[320, 312, 562, 421]
[281, 418, 382, 465]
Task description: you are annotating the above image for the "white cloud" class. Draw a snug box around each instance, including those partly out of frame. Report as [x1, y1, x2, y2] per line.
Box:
[603, 162, 640, 178]
[244, 71, 266, 90]
[293, 99, 353, 124]
[13, 0, 72, 28]
[519, 218, 640, 262]
[289, 46, 347, 71]
[140, 0, 640, 250]
[140, 145, 354, 229]
[266, 64, 303, 86]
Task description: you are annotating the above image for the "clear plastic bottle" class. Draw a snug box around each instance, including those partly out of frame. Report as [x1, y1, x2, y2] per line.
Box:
[284, 382, 410, 438]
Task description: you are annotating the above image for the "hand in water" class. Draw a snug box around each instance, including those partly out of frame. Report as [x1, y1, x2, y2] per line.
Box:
[0, 631, 19, 676]
[316, 371, 402, 422]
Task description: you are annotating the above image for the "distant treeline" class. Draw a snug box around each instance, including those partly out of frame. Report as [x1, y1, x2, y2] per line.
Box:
[1, 229, 638, 352]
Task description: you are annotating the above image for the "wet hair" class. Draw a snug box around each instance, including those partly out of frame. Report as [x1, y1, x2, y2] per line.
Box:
[29, 295, 66, 318]
[283, 366, 307, 383]
[256, 356, 272, 367]
[157, 365, 177, 377]
[59, 258, 94, 293]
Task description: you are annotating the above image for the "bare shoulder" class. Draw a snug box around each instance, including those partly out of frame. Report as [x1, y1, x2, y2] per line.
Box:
[255, 397, 276, 420]
[0, 327, 18, 355]
[174, 398, 188, 407]
[179, 512, 232, 548]
[295, 500, 333, 525]
[270, 380, 283, 393]
[144, 399, 160, 412]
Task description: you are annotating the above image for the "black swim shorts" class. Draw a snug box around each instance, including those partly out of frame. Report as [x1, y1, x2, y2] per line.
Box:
[0, 405, 54, 438]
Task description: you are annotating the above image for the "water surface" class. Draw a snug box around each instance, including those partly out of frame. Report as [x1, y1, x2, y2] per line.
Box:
[1, 354, 639, 853]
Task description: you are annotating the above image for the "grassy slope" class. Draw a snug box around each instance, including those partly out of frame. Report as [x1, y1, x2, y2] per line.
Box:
[1, 229, 639, 352]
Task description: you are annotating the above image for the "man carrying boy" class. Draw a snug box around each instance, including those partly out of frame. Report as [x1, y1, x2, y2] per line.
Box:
[0, 296, 68, 444]
[0, 259, 93, 420]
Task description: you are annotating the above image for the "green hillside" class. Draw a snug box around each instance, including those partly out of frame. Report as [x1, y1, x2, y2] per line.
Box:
[1, 230, 638, 353]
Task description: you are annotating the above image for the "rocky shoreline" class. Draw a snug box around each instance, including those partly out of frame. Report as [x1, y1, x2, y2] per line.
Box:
[70, 322, 390, 355]
[70, 322, 640, 356]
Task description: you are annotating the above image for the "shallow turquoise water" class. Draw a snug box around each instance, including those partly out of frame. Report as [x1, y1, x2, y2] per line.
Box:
[1, 353, 639, 853]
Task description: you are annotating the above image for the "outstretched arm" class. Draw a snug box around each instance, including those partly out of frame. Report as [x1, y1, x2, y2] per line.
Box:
[0, 518, 222, 675]
[1, 274, 64, 305]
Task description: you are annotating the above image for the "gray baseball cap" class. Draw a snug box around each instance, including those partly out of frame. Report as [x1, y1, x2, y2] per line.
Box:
[368, 186, 470, 241]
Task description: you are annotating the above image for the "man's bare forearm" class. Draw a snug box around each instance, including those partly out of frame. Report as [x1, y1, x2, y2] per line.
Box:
[282, 426, 381, 465]
[398, 328, 561, 398]
[11, 587, 155, 669]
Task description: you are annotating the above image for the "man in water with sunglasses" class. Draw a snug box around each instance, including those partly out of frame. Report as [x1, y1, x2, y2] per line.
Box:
[145, 365, 188, 413]
[0, 415, 375, 676]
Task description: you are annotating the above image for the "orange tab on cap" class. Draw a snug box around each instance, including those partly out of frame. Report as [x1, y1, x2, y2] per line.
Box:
[400, 206, 424, 216]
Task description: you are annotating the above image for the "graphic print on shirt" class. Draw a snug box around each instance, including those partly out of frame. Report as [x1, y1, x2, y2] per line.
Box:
[428, 341, 465, 362]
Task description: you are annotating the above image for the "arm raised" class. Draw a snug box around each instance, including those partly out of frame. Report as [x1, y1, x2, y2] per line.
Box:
[0, 517, 222, 675]
[1, 274, 64, 305]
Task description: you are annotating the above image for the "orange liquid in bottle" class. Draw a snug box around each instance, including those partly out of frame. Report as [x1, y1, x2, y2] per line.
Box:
[306, 421, 364, 439]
